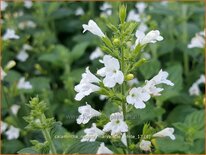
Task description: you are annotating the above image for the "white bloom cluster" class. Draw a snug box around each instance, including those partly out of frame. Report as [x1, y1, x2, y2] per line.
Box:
[3, 29, 20, 40]
[16, 44, 32, 62]
[188, 30, 205, 49]
[127, 2, 148, 32]
[139, 127, 175, 151]
[75, 7, 85, 16]
[127, 69, 174, 109]
[17, 77, 32, 89]
[100, 2, 112, 17]
[189, 74, 205, 96]
[1, 121, 20, 140]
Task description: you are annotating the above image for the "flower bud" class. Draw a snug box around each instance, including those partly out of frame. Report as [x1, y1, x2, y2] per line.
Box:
[5, 60, 16, 70]
[113, 38, 120, 46]
[119, 5, 127, 23]
[125, 74, 134, 81]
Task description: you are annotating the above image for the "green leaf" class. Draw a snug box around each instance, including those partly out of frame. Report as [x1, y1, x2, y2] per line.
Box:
[66, 141, 101, 154]
[139, 59, 161, 79]
[2, 140, 24, 154]
[18, 147, 39, 154]
[71, 42, 89, 62]
[155, 135, 189, 153]
[185, 110, 204, 129]
[30, 77, 50, 91]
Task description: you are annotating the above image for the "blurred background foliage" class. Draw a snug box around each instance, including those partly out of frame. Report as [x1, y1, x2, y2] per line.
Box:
[1, 1, 205, 154]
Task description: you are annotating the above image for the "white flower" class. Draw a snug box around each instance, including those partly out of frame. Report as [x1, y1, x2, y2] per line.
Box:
[1, 121, 8, 133]
[143, 81, 164, 96]
[135, 30, 163, 46]
[135, 2, 147, 14]
[149, 69, 174, 86]
[18, 20, 36, 29]
[16, 44, 32, 62]
[127, 78, 139, 87]
[139, 140, 151, 151]
[97, 143, 113, 154]
[75, 67, 100, 101]
[189, 83, 200, 96]
[189, 74, 205, 96]
[3, 29, 20, 40]
[100, 2, 112, 17]
[188, 32, 205, 49]
[103, 112, 128, 135]
[97, 55, 124, 88]
[82, 20, 105, 38]
[126, 87, 150, 109]
[137, 23, 148, 33]
[24, 0, 32, 8]
[75, 7, 85, 16]
[11, 104, 20, 115]
[153, 127, 175, 140]
[76, 104, 101, 124]
[81, 123, 104, 142]
[5, 125, 20, 140]
[1, 67, 7, 80]
[99, 95, 107, 100]
[0, 1, 8, 11]
[17, 77, 32, 89]
[89, 47, 104, 60]
[127, 10, 141, 22]
[121, 133, 127, 146]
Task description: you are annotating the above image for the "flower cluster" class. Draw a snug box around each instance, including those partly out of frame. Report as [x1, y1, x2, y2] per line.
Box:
[188, 30, 205, 49]
[74, 7, 175, 152]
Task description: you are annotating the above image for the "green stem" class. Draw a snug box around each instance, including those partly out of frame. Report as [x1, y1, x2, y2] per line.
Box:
[182, 5, 189, 76]
[40, 115, 57, 154]
[120, 47, 130, 154]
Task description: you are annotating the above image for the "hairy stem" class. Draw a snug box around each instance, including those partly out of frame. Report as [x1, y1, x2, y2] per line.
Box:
[40, 115, 57, 154]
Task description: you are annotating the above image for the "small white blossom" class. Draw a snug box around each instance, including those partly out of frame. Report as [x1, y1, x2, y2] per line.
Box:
[24, 0, 32, 8]
[17, 77, 32, 89]
[1, 67, 7, 80]
[75, 7, 85, 16]
[11, 104, 20, 115]
[153, 127, 175, 140]
[77, 104, 101, 124]
[16, 44, 32, 62]
[13, 11, 24, 18]
[81, 123, 104, 142]
[100, 2, 112, 17]
[149, 69, 174, 86]
[143, 81, 164, 96]
[103, 112, 128, 135]
[18, 20, 36, 30]
[97, 55, 124, 88]
[82, 20, 105, 38]
[188, 31, 205, 48]
[127, 78, 139, 87]
[99, 95, 107, 100]
[0, 1, 8, 11]
[121, 133, 127, 146]
[189, 74, 205, 96]
[135, 30, 163, 46]
[139, 140, 151, 151]
[89, 47, 104, 60]
[137, 22, 148, 33]
[5, 125, 20, 140]
[3, 29, 20, 40]
[75, 67, 100, 101]
[127, 10, 141, 22]
[1, 121, 8, 133]
[135, 2, 147, 14]
[97, 143, 113, 154]
[126, 87, 150, 109]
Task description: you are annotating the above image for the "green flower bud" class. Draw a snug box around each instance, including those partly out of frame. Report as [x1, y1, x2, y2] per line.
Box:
[113, 38, 120, 46]
[5, 60, 16, 70]
[125, 74, 134, 81]
[119, 5, 127, 24]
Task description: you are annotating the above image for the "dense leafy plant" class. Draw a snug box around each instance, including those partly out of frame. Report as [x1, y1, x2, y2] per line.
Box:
[1, 1, 205, 154]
